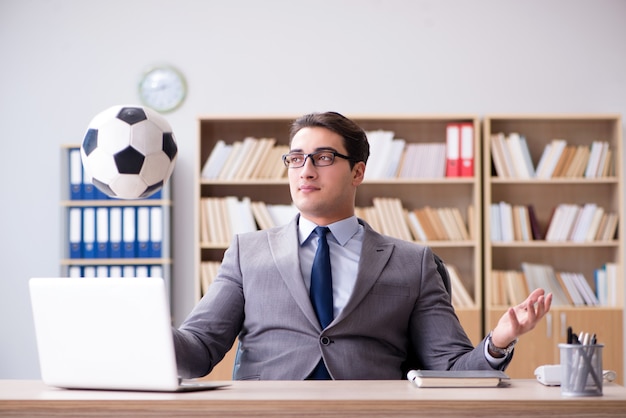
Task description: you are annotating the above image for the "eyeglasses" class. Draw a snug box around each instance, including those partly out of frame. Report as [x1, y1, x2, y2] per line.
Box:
[282, 150, 354, 168]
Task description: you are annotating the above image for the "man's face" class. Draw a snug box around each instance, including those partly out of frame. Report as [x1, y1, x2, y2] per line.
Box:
[288, 127, 365, 226]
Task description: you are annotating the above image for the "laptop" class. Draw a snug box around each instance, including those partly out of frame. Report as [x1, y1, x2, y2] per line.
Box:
[29, 276, 228, 392]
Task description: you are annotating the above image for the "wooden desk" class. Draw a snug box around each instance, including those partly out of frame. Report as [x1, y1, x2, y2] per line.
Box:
[1, 379, 626, 417]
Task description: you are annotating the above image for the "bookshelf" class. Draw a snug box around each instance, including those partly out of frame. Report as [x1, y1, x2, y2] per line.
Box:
[60, 145, 173, 293]
[196, 114, 483, 380]
[482, 115, 623, 383]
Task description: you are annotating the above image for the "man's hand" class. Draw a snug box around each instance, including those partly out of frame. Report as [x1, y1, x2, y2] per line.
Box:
[491, 288, 553, 348]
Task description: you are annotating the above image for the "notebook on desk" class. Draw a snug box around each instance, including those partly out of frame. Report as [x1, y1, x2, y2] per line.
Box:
[29, 276, 228, 392]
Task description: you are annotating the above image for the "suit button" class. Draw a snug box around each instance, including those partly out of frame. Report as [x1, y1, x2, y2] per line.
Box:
[320, 336, 331, 345]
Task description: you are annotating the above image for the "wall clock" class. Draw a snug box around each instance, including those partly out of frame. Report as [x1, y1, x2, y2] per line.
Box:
[138, 65, 187, 113]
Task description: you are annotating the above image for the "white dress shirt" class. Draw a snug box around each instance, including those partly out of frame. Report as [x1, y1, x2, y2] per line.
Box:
[298, 215, 363, 320]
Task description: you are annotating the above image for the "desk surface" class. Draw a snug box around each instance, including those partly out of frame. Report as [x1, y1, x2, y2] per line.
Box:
[1, 379, 626, 417]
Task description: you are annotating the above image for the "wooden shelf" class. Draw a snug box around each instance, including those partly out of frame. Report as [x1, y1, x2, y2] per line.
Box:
[196, 114, 484, 379]
[482, 114, 623, 383]
[59, 145, 173, 292]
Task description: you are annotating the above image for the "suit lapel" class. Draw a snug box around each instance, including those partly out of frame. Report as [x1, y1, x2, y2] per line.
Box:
[268, 217, 322, 329]
[266, 218, 395, 329]
[334, 224, 394, 323]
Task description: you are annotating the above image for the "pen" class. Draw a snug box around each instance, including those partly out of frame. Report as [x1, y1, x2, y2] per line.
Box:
[572, 330, 602, 392]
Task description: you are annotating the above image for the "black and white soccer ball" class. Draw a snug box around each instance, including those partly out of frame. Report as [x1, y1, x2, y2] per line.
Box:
[80, 105, 178, 199]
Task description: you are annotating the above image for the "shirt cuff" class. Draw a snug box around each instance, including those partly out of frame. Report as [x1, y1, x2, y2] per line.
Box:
[484, 342, 507, 367]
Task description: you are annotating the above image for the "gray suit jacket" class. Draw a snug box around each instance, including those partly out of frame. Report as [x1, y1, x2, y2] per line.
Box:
[173, 216, 511, 380]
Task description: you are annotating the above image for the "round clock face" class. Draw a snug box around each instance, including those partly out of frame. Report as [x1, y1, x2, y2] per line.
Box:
[138, 66, 187, 113]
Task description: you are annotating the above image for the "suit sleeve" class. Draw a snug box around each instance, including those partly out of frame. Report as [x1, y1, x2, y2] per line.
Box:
[408, 247, 512, 371]
[173, 235, 245, 379]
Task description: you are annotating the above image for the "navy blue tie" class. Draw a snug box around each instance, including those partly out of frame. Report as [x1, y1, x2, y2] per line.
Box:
[310, 226, 333, 328]
[309, 226, 333, 379]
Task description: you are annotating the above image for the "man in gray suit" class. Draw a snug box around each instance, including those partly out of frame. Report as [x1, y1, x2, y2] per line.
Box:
[173, 111, 552, 380]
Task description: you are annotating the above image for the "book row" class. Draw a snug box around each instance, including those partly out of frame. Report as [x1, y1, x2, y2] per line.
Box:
[200, 123, 475, 181]
[491, 134, 614, 179]
[67, 264, 165, 279]
[68, 206, 164, 259]
[490, 202, 618, 242]
[201, 260, 476, 309]
[200, 197, 298, 245]
[67, 147, 163, 200]
[491, 262, 619, 307]
[200, 196, 472, 245]
[200, 130, 616, 181]
[201, 138, 289, 180]
[357, 198, 472, 242]
[365, 123, 474, 179]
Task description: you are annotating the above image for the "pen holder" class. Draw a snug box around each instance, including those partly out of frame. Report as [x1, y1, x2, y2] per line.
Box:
[558, 343, 603, 397]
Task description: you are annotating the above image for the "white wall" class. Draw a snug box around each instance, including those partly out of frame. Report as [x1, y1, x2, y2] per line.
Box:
[1, 0, 625, 379]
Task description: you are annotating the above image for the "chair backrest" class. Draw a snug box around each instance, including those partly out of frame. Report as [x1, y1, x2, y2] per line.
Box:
[433, 253, 452, 300]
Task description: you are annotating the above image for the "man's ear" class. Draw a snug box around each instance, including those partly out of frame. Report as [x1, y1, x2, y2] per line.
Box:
[352, 161, 366, 186]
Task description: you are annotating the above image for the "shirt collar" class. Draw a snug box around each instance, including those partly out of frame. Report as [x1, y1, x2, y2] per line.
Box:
[298, 215, 360, 247]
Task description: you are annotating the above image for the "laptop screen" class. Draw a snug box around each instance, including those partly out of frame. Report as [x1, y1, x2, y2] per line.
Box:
[29, 277, 183, 391]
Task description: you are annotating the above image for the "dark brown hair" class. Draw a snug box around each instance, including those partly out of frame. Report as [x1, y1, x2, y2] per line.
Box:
[289, 111, 370, 168]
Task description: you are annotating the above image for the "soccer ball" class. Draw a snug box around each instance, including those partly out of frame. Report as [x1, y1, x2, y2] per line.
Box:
[80, 105, 178, 199]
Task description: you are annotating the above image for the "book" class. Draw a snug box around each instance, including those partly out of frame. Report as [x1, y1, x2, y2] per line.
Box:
[598, 212, 618, 241]
[217, 141, 243, 180]
[449, 207, 470, 240]
[504, 270, 528, 305]
[596, 144, 612, 177]
[423, 206, 448, 240]
[407, 369, 509, 388]
[445, 123, 460, 177]
[518, 135, 536, 177]
[506, 132, 533, 178]
[535, 139, 567, 179]
[490, 133, 510, 177]
[584, 206, 605, 242]
[438, 207, 461, 241]
[235, 137, 264, 180]
[555, 272, 583, 306]
[201, 139, 230, 179]
[570, 203, 597, 242]
[384, 138, 406, 178]
[563, 145, 589, 178]
[69, 147, 83, 199]
[365, 129, 395, 179]
[498, 201, 514, 242]
[604, 262, 620, 306]
[527, 204, 543, 240]
[533, 142, 553, 179]
[570, 272, 599, 306]
[459, 123, 474, 177]
[493, 133, 516, 178]
[406, 211, 427, 242]
[514, 205, 532, 241]
[520, 262, 570, 306]
[552, 145, 577, 177]
[446, 264, 474, 307]
[229, 137, 258, 180]
[585, 141, 607, 178]
[490, 203, 502, 241]
[413, 208, 438, 241]
[490, 270, 507, 306]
